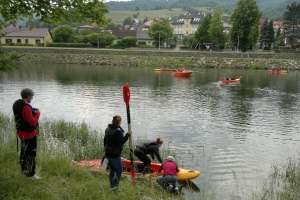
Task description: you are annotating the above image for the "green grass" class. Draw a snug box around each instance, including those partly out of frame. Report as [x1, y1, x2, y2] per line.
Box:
[105, 8, 186, 25]
[0, 113, 181, 200]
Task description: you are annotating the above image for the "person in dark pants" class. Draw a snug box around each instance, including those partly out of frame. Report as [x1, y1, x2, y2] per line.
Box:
[156, 156, 180, 195]
[104, 115, 132, 189]
[12, 88, 41, 179]
[134, 137, 163, 174]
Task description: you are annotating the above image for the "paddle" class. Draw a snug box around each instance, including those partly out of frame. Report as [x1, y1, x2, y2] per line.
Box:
[123, 84, 135, 185]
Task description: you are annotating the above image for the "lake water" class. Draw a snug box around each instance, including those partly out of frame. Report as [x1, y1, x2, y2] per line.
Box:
[1, 64, 300, 199]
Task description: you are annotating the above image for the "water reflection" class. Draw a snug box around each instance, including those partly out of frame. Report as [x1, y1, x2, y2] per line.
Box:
[1, 65, 300, 199]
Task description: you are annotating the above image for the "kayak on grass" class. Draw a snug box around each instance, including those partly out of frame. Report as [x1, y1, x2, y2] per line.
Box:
[72, 158, 200, 182]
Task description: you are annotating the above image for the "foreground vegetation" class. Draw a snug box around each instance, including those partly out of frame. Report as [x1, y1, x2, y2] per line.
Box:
[1, 112, 300, 200]
[0, 113, 181, 200]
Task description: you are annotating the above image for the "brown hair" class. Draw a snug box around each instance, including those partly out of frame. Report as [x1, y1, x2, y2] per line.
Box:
[112, 115, 122, 125]
[21, 88, 34, 99]
[156, 137, 163, 144]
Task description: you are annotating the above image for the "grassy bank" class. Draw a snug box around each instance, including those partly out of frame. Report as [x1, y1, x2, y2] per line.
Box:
[0, 113, 181, 200]
[1, 112, 300, 200]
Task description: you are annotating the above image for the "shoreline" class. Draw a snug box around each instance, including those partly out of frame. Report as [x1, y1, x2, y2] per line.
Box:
[3, 46, 300, 70]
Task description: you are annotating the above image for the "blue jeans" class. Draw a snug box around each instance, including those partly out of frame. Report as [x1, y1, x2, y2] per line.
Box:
[157, 175, 178, 188]
[106, 157, 123, 188]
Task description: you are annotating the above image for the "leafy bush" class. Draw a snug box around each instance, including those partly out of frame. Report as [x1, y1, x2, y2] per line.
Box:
[47, 43, 92, 48]
[15, 43, 34, 46]
[250, 63, 265, 70]
[8, 51, 18, 60]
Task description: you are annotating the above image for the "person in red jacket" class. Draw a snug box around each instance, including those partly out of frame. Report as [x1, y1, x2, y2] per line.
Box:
[12, 88, 41, 179]
[156, 156, 180, 195]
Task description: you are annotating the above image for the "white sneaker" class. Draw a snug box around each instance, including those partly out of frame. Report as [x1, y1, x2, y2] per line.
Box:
[31, 174, 41, 180]
[174, 187, 179, 195]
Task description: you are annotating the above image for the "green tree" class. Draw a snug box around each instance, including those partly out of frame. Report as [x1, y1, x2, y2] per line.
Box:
[194, 14, 212, 47]
[0, 0, 109, 72]
[148, 18, 173, 48]
[229, 0, 262, 52]
[260, 19, 271, 49]
[283, 2, 300, 49]
[117, 36, 138, 48]
[123, 17, 133, 26]
[208, 6, 226, 49]
[53, 25, 75, 43]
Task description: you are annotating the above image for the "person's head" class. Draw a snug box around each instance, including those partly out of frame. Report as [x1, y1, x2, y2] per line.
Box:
[112, 115, 122, 126]
[166, 156, 174, 161]
[156, 136, 163, 147]
[21, 88, 34, 103]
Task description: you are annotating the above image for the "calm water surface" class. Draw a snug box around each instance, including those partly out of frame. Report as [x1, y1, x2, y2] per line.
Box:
[1, 64, 300, 199]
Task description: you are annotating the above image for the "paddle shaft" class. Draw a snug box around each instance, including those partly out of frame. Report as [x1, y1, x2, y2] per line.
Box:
[126, 105, 133, 157]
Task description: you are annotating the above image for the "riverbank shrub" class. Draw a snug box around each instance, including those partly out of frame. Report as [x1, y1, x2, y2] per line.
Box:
[47, 43, 92, 48]
[250, 63, 266, 70]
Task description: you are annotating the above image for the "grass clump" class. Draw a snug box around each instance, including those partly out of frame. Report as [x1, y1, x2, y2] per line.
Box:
[0, 113, 182, 200]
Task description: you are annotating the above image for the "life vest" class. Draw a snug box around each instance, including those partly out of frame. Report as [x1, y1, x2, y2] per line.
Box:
[12, 99, 38, 132]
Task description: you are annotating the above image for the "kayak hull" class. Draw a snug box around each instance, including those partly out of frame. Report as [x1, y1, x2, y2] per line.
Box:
[72, 159, 200, 182]
[173, 71, 193, 77]
[267, 70, 287, 74]
[220, 76, 242, 84]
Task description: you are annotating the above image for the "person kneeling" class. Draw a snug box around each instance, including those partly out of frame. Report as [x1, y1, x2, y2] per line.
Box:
[156, 156, 179, 195]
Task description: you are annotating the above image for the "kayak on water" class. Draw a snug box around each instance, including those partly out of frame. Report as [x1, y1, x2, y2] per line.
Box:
[219, 76, 242, 84]
[267, 69, 287, 74]
[172, 71, 193, 77]
[72, 158, 200, 182]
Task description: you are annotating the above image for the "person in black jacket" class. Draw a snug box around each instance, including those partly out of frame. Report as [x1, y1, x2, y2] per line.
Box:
[134, 137, 163, 175]
[104, 115, 132, 188]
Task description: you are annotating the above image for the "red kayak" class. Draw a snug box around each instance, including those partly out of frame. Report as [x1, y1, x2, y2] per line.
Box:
[173, 71, 193, 77]
[219, 76, 242, 84]
[72, 158, 200, 181]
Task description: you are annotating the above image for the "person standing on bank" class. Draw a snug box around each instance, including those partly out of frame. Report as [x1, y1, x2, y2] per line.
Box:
[12, 88, 41, 179]
[156, 156, 180, 195]
[134, 137, 163, 174]
[104, 115, 132, 189]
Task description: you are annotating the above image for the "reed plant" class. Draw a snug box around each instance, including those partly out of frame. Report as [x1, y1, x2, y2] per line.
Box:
[0, 112, 182, 200]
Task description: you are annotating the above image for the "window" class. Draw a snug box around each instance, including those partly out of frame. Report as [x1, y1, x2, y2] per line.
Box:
[5, 39, 12, 44]
[17, 39, 21, 43]
[25, 39, 28, 44]
[35, 39, 40, 44]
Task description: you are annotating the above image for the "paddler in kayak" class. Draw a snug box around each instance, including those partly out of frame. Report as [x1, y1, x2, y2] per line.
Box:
[134, 137, 163, 175]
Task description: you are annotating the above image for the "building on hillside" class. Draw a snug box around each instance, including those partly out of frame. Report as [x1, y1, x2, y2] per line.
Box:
[1, 26, 53, 46]
[144, 20, 153, 27]
[223, 21, 232, 34]
[171, 12, 205, 39]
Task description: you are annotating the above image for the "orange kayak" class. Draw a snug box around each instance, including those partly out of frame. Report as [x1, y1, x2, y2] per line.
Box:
[267, 70, 287, 74]
[173, 71, 193, 77]
[72, 159, 200, 182]
[219, 76, 242, 84]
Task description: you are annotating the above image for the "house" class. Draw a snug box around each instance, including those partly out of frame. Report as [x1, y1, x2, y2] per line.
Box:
[76, 24, 97, 31]
[171, 12, 205, 39]
[1, 26, 53, 46]
[111, 28, 154, 46]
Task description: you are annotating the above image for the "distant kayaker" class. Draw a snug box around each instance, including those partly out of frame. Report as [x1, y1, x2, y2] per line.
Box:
[104, 115, 132, 189]
[12, 88, 41, 179]
[156, 156, 179, 195]
[134, 137, 163, 175]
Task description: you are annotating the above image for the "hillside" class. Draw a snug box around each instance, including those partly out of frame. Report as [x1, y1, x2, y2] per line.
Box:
[106, 0, 300, 20]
